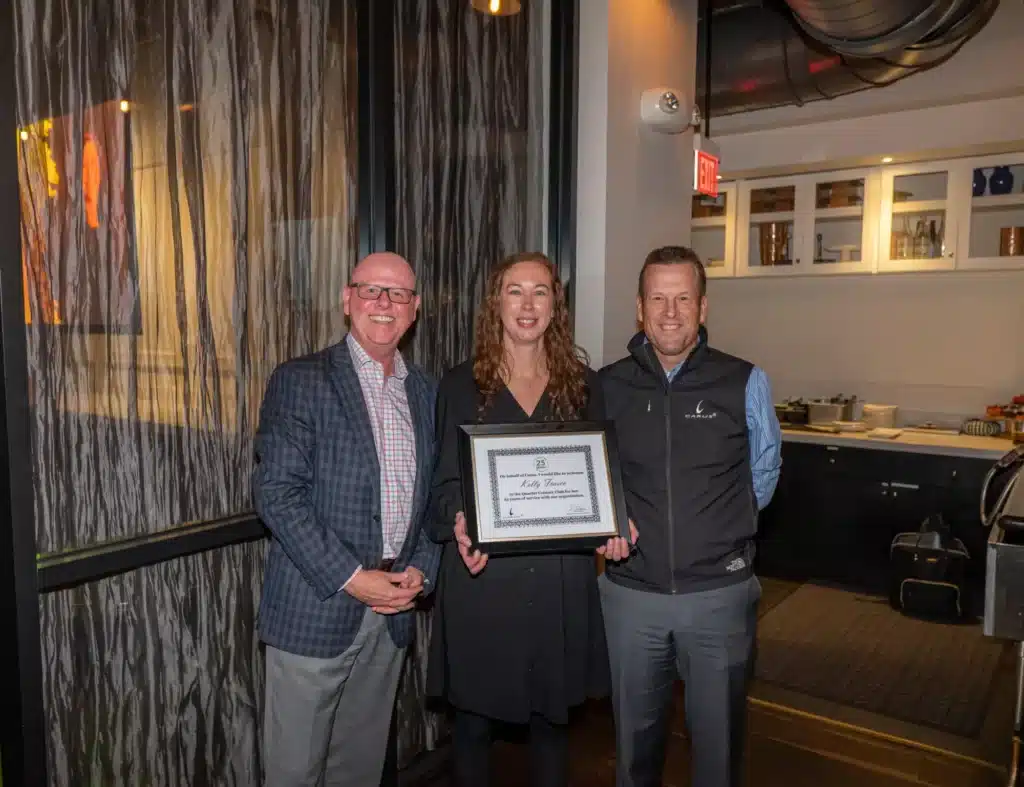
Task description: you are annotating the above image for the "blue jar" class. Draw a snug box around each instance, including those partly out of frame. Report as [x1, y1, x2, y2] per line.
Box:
[990, 166, 1015, 195]
[973, 168, 987, 197]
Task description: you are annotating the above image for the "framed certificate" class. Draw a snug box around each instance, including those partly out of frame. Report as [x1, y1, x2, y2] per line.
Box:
[457, 421, 630, 555]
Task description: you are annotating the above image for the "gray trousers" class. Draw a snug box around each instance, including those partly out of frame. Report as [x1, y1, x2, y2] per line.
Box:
[599, 574, 760, 787]
[263, 610, 405, 787]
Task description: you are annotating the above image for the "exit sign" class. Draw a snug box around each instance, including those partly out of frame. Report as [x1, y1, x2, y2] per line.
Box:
[693, 133, 721, 198]
[695, 150, 719, 197]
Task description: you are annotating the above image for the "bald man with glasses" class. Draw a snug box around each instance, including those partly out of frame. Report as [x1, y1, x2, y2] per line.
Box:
[254, 252, 441, 787]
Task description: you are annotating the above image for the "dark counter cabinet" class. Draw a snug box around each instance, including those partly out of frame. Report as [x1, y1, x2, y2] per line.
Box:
[755, 441, 993, 615]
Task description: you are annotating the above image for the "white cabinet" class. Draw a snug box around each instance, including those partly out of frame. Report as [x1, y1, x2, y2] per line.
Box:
[801, 170, 879, 276]
[690, 184, 736, 279]
[699, 151, 1024, 280]
[736, 176, 801, 276]
[952, 152, 1024, 271]
[735, 172, 877, 277]
[877, 163, 960, 273]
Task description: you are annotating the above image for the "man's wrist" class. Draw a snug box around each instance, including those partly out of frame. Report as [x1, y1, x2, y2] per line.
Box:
[339, 565, 363, 593]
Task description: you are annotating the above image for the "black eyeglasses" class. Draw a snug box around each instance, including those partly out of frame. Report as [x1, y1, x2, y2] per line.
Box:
[349, 283, 417, 305]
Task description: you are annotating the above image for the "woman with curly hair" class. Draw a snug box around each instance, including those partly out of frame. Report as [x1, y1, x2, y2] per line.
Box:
[426, 252, 634, 787]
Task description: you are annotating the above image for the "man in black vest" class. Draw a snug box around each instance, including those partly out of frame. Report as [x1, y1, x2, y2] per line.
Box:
[599, 245, 782, 787]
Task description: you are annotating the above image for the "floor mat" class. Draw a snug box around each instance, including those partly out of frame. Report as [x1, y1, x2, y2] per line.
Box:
[754, 583, 1007, 739]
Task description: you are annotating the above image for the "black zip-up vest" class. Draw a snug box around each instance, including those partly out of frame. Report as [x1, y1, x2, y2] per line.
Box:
[600, 328, 756, 594]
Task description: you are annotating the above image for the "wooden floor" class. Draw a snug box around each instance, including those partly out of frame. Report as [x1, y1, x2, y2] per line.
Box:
[414, 697, 1009, 787]
[412, 578, 1016, 787]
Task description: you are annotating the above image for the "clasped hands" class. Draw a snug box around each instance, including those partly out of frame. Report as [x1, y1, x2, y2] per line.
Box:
[344, 565, 426, 615]
[454, 511, 639, 576]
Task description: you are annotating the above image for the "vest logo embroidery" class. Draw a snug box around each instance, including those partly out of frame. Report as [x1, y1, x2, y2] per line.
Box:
[685, 399, 718, 420]
[726, 557, 746, 572]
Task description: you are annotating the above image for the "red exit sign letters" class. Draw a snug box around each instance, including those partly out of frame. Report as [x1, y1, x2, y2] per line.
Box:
[694, 149, 719, 197]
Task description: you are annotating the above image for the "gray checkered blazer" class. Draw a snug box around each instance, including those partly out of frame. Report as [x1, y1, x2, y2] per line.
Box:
[253, 338, 441, 658]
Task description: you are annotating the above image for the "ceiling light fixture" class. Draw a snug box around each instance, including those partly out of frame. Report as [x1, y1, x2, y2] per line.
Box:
[881, 156, 893, 163]
[470, 0, 522, 16]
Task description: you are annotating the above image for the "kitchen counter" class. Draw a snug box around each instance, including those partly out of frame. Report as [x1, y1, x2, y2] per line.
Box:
[780, 425, 1014, 461]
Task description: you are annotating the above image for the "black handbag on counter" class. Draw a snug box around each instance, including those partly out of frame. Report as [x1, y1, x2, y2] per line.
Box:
[889, 514, 970, 621]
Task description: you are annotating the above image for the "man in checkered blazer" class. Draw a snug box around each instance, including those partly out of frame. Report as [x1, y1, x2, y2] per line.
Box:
[253, 252, 441, 787]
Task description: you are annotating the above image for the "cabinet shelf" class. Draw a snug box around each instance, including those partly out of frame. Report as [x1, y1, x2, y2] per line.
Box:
[815, 206, 863, 220]
[892, 199, 946, 214]
[750, 211, 794, 223]
[692, 216, 726, 228]
[971, 193, 1024, 210]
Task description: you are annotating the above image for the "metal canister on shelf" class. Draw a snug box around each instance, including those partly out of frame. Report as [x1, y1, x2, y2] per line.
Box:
[1000, 227, 1024, 257]
[1009, 416, 1024, 444]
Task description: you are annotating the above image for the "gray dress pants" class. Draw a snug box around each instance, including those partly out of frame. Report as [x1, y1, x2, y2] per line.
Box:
[599, 574, 760, 787]
[263, 609, 405, 787]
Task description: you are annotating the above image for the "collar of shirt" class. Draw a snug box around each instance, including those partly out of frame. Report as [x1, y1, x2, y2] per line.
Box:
[346, 333, 409, 381]
[643, 333, 705, 382]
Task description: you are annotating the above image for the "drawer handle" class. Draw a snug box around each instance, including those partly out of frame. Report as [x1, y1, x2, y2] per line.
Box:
[890, 481, 920, 491]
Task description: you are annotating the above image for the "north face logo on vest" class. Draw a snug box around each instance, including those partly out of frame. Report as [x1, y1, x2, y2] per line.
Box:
[684, 400, 718, 420]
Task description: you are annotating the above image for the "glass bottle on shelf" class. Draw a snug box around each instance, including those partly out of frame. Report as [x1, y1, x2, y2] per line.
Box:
[891, 216, 911, 259]
[913, 219, 930, 259]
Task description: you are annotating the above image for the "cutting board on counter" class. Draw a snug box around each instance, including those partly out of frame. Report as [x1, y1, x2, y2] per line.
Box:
[866, 428, 903, 439]
[901, 426, 961, 436]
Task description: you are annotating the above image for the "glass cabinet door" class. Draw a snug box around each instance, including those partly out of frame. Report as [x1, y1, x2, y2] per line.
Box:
[878, 166, 957, 272]
[737, 178, 801, 275]
[804, 173, 876, 274]
[956, 154, 1024, 270]
[690, 183, 735, 278]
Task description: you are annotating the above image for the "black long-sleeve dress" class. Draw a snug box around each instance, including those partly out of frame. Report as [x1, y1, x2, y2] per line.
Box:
[425, 360, 612, 725]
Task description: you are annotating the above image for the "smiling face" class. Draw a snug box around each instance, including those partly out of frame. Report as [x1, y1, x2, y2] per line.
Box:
[499, 260, 554, 349]
[637, 262, 707, 370]
[342, 252, 420, 363]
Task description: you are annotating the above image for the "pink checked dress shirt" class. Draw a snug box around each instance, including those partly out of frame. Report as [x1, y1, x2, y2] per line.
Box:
[347, 334, 418, 562]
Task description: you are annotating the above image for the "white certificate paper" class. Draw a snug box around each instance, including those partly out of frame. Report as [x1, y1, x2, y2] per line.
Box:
[469, 431, 618, 543]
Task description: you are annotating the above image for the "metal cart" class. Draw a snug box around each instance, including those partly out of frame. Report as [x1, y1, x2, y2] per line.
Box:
[982, 445, 1024, 786]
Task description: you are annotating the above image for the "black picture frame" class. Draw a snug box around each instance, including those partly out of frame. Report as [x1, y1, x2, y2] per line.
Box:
[457, 420, 630, 556]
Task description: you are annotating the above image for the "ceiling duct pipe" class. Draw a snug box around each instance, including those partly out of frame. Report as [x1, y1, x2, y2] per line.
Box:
[697, 0, 999, 118]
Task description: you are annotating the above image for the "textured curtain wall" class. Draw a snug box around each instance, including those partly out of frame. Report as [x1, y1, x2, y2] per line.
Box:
[14, 0, 357, 782]
[395, 0, 548, 380]
[392, 0, 549, 768]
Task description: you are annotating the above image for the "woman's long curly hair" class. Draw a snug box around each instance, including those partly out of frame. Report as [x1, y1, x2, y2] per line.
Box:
[473, 252, 590, 421]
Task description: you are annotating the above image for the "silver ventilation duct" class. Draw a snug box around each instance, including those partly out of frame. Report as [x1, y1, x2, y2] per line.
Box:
[696, 0, 999, 118]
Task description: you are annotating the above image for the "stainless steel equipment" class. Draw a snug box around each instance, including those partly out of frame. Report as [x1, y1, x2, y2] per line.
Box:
[807, 395, 858, 425]
[981, 445, 1024, 786]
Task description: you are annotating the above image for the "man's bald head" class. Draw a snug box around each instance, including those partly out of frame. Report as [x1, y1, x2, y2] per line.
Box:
[349, 252, 416, 290]
[343, 252, 420, 371]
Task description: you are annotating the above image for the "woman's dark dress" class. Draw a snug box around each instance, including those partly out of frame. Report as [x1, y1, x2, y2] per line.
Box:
[425, 361, 612, 725]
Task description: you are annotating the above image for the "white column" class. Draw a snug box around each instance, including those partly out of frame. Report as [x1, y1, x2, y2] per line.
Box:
[574, 0, 699, 368]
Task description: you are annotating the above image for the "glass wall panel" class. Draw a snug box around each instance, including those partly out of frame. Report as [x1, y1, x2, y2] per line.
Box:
[14, 0, 357, 783]
[391, 0, 549, 767]
[394, 0, 547, 380]
[40, 542, 266, 785]
[15, 0, 357, 553]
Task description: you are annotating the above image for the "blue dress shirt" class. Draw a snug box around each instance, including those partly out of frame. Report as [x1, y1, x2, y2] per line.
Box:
[664, 344, 782, 510]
